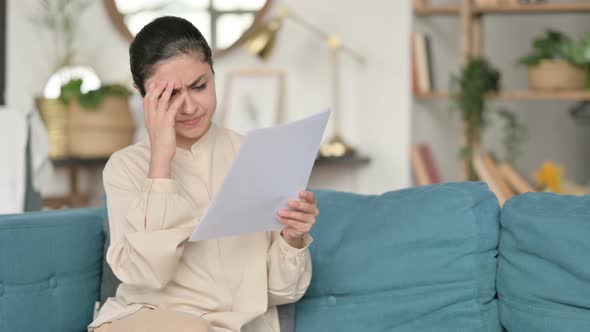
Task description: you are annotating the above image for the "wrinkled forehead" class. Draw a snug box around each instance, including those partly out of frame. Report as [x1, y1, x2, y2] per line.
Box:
[145, 54, 212, 88]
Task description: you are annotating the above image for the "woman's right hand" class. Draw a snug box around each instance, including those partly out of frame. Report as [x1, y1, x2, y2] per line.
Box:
[144, 81, 185, 178]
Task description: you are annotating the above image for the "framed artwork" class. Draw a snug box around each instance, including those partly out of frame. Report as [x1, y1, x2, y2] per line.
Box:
[218, 68, 285, 134]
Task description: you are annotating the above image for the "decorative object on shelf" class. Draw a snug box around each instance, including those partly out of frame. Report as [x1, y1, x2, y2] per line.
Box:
[450, 57, 526, 180]
[533, 160, 563, 193]
[58, 79, 135, 158]
[242, 8, 367, 159]
[518, 30, 590, 90]
[218, 68, 284, 135]
[102, 0, 273, 58]
[412, 32, 435, 95]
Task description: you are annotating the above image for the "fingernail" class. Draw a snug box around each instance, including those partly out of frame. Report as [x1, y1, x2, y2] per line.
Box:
[278, 210, 287, 216]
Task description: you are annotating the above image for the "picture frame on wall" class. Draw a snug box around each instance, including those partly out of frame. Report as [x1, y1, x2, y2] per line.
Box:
[218, 68, 285, 135]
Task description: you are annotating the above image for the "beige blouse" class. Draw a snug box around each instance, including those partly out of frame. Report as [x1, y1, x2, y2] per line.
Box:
[89, 124, 312, 332]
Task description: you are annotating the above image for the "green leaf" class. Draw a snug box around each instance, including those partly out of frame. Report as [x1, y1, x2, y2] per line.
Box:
[59, 79, 131, 110]
[58, 79, 83, 105]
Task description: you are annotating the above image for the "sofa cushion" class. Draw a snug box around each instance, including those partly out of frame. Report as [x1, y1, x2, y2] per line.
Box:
[296, 182, 501, 332]
[0, 208, 105, 332]
[497, 193, 590, 331]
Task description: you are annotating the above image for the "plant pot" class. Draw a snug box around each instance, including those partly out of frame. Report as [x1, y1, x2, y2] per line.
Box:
[527, 60, 587, 90]
[67, 96, 135, 158]
[36, 97, 69, 159]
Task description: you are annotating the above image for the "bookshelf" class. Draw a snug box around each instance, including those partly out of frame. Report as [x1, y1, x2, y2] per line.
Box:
[415, 2, 590, 15]
[412, 0, 590, 180]
[415, 90, 590, 101]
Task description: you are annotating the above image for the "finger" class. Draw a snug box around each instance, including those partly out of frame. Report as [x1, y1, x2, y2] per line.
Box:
[157, 81, 174, 113]
[278, 209, 315, 225]
[143, 82, 156, 127]
[288, 200, 318, 216]
[165, 93, 185, 125]
[299, 190, 316, 205]
[147, 81, 168, 112]
[276, 216, 313, 233]
[145, 82, 168, 127]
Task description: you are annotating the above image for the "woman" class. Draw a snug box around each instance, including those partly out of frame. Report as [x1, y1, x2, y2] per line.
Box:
[90, 16, 317, 332]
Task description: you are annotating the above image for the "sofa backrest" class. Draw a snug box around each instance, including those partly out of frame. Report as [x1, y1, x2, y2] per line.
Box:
[498, 192, 590, 331]
[296, 182, 502, 332]
[0, 208, 105, 332]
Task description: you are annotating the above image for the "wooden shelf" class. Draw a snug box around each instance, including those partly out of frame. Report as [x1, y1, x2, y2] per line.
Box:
[314, 155, 371, 167]
[499, 90, 590, 100]
[51, 157, 109, 168]
[414, 91, 449, 100]
[475, 3, 590, 14]
[414, 2, 590, 16]
[414, 90, 590, 101]
[414, 6, 459, 16]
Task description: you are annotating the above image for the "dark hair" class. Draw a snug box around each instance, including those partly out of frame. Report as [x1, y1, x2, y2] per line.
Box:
[129, 16, 214, 96]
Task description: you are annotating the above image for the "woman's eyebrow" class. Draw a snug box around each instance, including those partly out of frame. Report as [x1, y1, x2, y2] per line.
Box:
[172, 74, 206, 94]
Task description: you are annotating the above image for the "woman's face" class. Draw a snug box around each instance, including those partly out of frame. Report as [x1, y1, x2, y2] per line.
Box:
[144, 54, 216, 147]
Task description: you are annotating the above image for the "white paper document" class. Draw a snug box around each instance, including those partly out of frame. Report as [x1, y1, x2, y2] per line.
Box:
[190, 110, 331, 241]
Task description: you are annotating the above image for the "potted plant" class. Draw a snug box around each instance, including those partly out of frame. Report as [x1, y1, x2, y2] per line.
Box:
[518, 30, 590, 90]
[451, 57, 526, 180]
[59, 79, 135, 158]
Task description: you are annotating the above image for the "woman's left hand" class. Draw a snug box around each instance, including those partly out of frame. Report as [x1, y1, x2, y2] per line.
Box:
[277, 191, 319, 249]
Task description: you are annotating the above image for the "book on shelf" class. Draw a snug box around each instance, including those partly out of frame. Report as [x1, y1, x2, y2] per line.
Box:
[412, 32, 434, 95]
[411, 143, 441, 186]
[473, 153, 515, 206]
[498, 163, 535, 194]
[417, 144, 441, 183]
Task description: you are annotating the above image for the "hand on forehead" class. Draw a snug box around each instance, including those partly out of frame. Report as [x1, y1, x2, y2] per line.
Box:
[145, 55, 211, 92]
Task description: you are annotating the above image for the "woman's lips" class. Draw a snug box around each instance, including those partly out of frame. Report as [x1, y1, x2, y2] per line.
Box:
[179, 116, 202, 126]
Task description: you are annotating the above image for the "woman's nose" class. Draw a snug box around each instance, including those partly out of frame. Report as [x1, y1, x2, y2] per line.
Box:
[180, 91, 197, 114]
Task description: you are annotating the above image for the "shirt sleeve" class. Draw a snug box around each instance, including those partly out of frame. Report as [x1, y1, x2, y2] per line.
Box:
[266, 231, 313, 307]
[104, 154, 199, 290]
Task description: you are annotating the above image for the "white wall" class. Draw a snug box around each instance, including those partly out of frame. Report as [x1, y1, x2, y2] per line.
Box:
[6, 0, 411, 203]
[413, 13, 590, 185]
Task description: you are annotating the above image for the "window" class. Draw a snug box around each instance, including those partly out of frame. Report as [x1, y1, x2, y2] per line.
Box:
[109, 0, 270, 51]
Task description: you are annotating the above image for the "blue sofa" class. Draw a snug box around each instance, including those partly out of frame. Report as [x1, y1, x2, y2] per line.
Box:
[1, 182, 589, 331]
